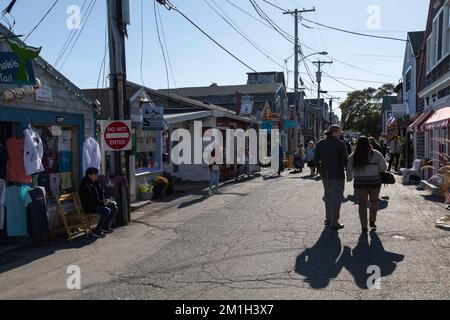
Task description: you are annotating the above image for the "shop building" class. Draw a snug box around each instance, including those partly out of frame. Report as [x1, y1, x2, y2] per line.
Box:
[414, 0, 450, 174]
[84, 82, 258, 202]
[0, 26, 96, 240]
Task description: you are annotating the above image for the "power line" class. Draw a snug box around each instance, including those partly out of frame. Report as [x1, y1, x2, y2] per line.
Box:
[58, 0, 97, 70]
[156, 4, 177, 88]
[258, 0, 286, 12]
[203, 0, 289, 71]
[140, 0, 146, 87]
[24, 0, 59, 41]
[154, 0, 170, 91]
[302, 17, 409, 42]
[54, 0, 90, 67]
[324, 76, 389, 84]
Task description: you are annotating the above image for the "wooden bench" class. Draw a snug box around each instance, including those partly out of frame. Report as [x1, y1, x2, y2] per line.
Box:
[53, 193, 99, 241]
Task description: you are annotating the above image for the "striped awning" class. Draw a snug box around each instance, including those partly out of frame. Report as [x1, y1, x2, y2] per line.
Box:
[407, 107, 433, 132]
[424, 106, 450, 131]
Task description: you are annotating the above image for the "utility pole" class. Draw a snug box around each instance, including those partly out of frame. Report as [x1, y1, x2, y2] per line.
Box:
[313, 60, 332, 138]
[107, 0, 130, 224]
[108, 0, 129, 174]
[283, 7, 315, 148]
[328, 97, 340, 125]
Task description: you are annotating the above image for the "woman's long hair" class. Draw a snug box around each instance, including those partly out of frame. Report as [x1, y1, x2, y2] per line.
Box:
[353, 136, 373, 170]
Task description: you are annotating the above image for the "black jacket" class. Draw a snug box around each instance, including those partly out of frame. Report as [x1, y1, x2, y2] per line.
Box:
[79, 176, 105, 213]
[314, 136, 349, 180]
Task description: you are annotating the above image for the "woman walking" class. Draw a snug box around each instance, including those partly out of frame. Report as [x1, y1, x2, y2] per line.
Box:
[347, 136, 388, 233]
[305, 141, 316, 177]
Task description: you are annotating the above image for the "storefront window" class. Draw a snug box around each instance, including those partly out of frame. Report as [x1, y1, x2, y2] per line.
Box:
[135, 125, 162, 174]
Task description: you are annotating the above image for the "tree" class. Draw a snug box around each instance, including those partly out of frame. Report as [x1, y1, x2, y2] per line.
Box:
[340, 84, 395, 137]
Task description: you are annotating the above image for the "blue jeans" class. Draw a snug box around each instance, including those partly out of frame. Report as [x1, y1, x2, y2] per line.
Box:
[209, 170, 220, 191]
[97, 204, 118, 231]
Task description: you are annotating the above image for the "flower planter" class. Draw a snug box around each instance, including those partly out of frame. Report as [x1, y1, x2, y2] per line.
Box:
[138, 191, 153, 202]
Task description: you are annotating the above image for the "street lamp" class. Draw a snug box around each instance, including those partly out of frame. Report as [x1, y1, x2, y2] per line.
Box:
[299, 51, 328, 63]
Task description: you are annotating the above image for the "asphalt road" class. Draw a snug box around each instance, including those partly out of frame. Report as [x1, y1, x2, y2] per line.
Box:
[1, 171, 450, 299]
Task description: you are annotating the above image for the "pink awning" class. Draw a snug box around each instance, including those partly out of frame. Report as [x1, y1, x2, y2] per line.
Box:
[407, 107, 433, 132]
[424, 107, 450, 131]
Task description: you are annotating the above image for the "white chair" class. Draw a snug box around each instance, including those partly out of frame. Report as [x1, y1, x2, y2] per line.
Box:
[400, 159, 422, 183]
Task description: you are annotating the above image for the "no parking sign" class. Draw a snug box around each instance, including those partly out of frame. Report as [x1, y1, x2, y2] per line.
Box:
[102, 120, 132, 151]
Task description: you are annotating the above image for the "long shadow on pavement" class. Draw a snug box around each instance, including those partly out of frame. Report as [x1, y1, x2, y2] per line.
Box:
[0, 237, 97, 274]
[340, 231, 404, 289]
[295, 229, 404, 290]
[295, 228, 344, 289]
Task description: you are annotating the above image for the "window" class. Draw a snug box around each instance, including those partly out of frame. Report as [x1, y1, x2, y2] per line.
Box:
[448, 5, 450, 52]
[437, 10, 444, 61]
[405, 69, 412, 93]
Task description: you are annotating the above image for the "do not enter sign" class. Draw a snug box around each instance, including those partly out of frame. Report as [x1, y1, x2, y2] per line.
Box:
[102, 120, 132, 151]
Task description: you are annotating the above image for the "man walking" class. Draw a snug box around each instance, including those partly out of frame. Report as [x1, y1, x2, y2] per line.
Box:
[388, 136, 401, 172]
[314, 125, 349, 230]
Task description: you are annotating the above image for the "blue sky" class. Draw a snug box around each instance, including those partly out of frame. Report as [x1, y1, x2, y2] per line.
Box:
[2, 0, 429, 112]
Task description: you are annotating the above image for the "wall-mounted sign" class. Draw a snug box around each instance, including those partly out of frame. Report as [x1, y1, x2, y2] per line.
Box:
[102, 120, 132, 151]
[35, 85, 53, 103]
[142, 101, 164, 130]
[0, 40, 41, 85]
[240, 95, 253, 115]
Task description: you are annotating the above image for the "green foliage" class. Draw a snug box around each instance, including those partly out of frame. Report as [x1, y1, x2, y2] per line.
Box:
[340, 83, 395, 137]
[137, 183, 152, 194]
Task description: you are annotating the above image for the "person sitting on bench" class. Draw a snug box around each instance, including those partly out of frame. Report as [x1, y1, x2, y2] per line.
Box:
[79, 167, 118, 238]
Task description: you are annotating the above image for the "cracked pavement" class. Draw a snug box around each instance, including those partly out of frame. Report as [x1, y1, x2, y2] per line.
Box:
[1, 172, 450, 299]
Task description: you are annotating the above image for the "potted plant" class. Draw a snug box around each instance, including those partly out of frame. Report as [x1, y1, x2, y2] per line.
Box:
[152, 176, 169, 199]
[137, 183, 153, 201]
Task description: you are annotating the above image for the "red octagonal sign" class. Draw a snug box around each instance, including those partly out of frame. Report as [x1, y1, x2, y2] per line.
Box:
[103, 121, 132, 151]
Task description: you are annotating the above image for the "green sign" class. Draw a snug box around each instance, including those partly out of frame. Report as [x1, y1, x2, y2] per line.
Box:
[0, 40, 41, 85]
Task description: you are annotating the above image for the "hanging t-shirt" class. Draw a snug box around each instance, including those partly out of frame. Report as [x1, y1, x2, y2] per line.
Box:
[58, 130, 72, 152]
[0, 178, 6, 230]
[82, 137, 101, 175]
[6, 138, 32, 184]
[4, 185, 32, 237]
[59, 151, 72, 172]
[23, 128, 45, 176]
[27, 187, 49, 237]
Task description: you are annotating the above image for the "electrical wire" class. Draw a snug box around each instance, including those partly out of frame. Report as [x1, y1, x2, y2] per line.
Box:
[156, 4, 177, 88]
[54, 0, 90, 67]
[302, 17, 409, 42]
[24, 0, 59, 41]
[203, 0, 289, 70]
[58, 0, 97, 70]
[140, 0, 146, 87]
[154, 0, 170, 92]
